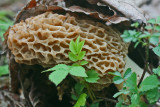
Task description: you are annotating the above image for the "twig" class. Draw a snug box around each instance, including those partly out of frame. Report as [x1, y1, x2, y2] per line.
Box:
[138, 39, 150, 87]
[97, 97, 129, 106]
[97, 97, 117, 103]
[148, 64, 154, 74]
[138, 65, 147, 87]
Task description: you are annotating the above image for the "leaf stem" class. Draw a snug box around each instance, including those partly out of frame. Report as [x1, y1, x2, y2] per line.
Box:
[84, 82, 96, 102]
[97, 97, 129, 106]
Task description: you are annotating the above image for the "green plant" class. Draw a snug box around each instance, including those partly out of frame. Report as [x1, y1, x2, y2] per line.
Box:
[43, 36, 100, 107]
[0, 10, 14, 41]
[111, 16, 160, 107]
[109, 69, 159, 107]
[0, 65, 9, 77]
[152, 44, 160, 77]
[121, 16, 160, 47]
[0, 11, 13, 77]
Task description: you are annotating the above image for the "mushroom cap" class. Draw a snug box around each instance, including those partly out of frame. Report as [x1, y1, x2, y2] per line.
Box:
[7, 12, 129, 90]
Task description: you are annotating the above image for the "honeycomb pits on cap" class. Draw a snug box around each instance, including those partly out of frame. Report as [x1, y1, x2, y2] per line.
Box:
[7, 12, 128, 77]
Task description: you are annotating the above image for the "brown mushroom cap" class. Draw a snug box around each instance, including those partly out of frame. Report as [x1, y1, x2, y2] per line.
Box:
[7, 12, 129, 90]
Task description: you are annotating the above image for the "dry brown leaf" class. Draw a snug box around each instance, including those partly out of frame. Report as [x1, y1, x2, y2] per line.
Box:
[101, 0, 146, 22]
[14, 0, 131, 26]
[26, 0, 37, 9]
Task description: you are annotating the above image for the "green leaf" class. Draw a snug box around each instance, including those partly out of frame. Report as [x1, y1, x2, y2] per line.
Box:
[70, 40, 77, 54]
[0, 10, 14, 17]
[77, 41, 85, 54]
[113, 76, 124, 84]
[72, 94, 78, 100]
[0, 65, 9, 77]
[129, 104, 138, 107]
[75, 82, 85, 95]
[126, 72, 138, 93]
[74, 93, 87, 107]
[121, 30, 134, 43]
[72, 63, 80, 66]
[131, 94, 140, 105]
[43, 64, 69, 72]
[146, 87, 159, 103]
[85, 70, 99, 83]
[77, 51, 86, 60]
[113, 90, 130, 98]
[145, 25, 153, 30]
[69, 66, 87, 77]
[0, 18, 13, 41]
[131, 22, 139, 28]
[149, 36, 159, 45]
[108, 71, 122, 77]
[134, 42, 140, 48]
[139, 102, 148, 107]
[115, 101, 127, 107]
[121, 36, 133, 43]
[155, 26, 160, 31]
[121, 30, 141, 43]
[142, 42, 147, 47]
[90, 103, 99, 107]
[123, 68, 132, 79]
[76, 36, 80, 46]
[49, 70, 69, 86]
[131, 31, 141, 42]
[80, 61, 88, 65]
[152, 32, 160, 37]
[157, 16, 160, 23]
[115, 101, 122, 107]
[153, 45, 160, 57]
[0, 11, 7, 17]
[139, 34, 150, 39]
[139, 75, 159, 92]
[153, 67, 160, 76]
[69, 52, 78, 61]
[147, 18, 156, 24]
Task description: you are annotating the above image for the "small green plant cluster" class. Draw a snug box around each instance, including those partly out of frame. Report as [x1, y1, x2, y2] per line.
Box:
[153, 45, 160, 76]
[121, 16, 160, 47]
[112, 16, 160, 107]
[0, 65, 8, 77]
[109, 69, 159, 107]
[71, 82, 99, 107]
[0, 10, 13, 77]
[0, 10, 13, 41]
[43, 36, 100, 107]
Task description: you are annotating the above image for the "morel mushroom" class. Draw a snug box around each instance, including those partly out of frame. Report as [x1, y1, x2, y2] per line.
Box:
[7, 12, 129, 90]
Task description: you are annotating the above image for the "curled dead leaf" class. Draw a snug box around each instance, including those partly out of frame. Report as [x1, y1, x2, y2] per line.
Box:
[14, 0, 134, 26]
[26, 0, 37, 9]
[101, 0, 146, 22]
